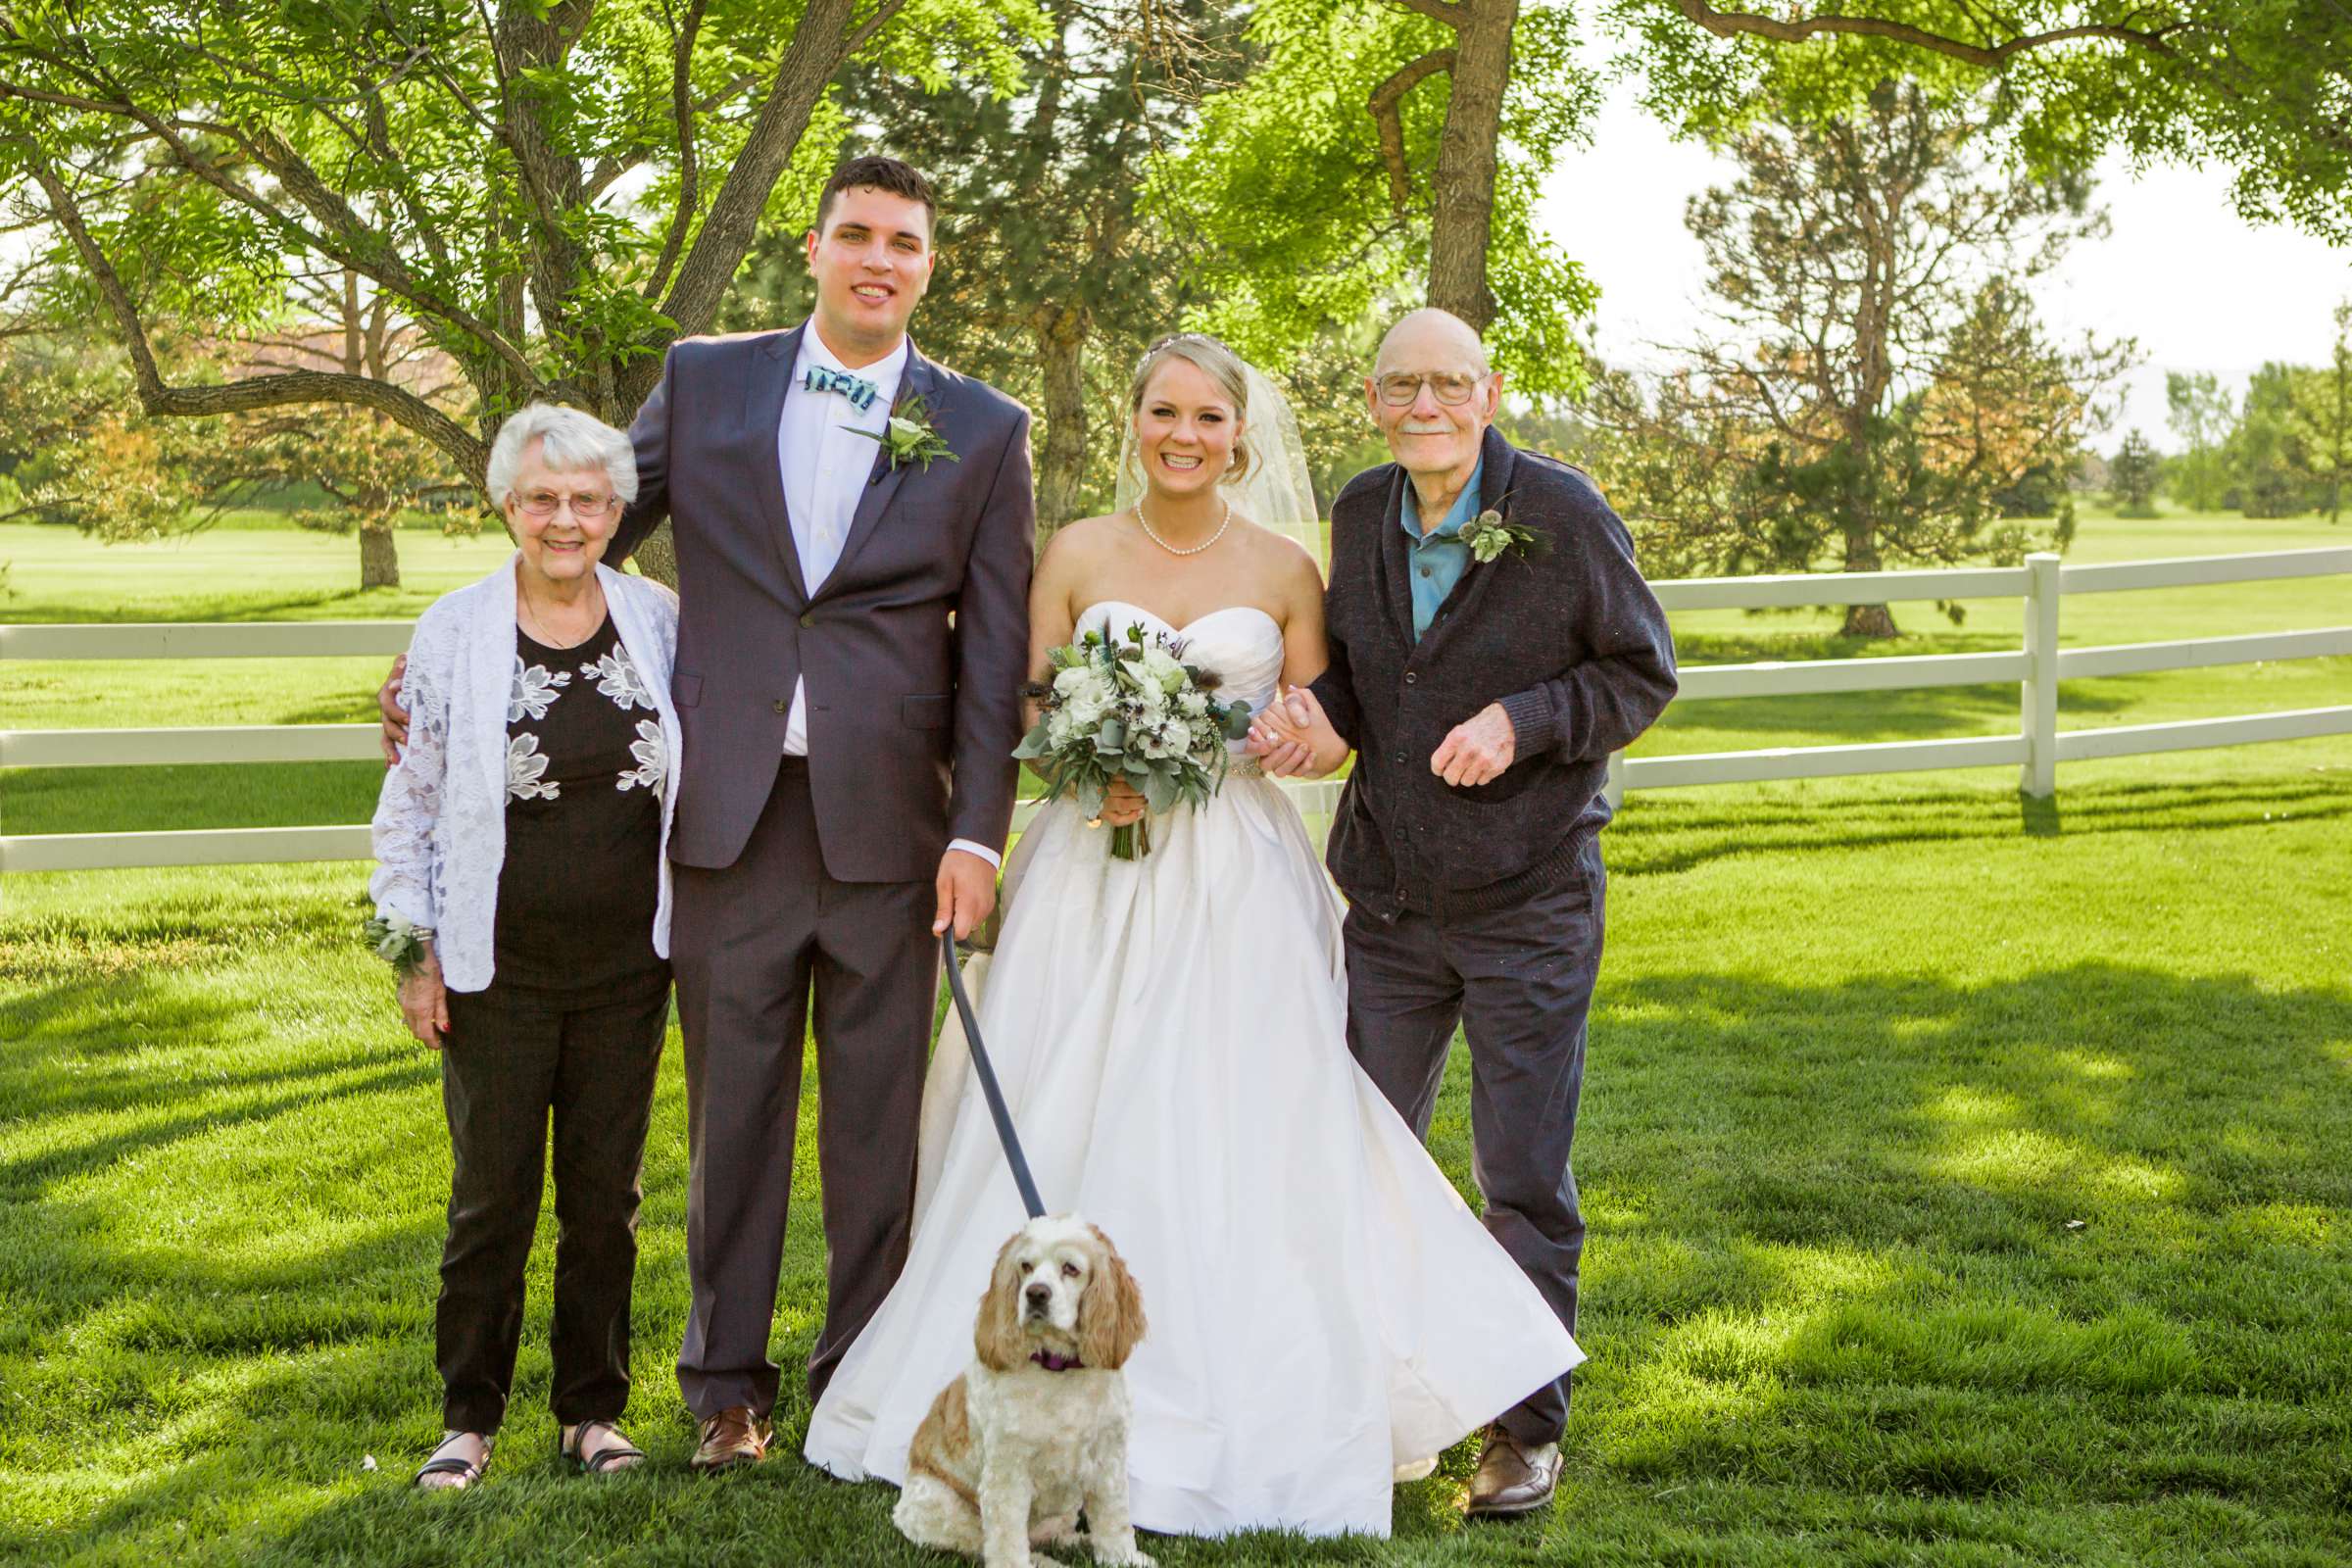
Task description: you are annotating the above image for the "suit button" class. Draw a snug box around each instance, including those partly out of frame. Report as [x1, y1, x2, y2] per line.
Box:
[799, 612, 816, 628]
[1393, 752, 1406, 765]
[773, 700, 790, 714]
[1404, 671, 1417, 685]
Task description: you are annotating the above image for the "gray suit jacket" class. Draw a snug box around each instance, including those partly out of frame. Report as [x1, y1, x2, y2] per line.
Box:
[609, 326, 1035, 881]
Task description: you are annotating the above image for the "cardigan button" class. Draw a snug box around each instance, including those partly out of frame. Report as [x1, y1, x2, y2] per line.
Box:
[773, 699, 790, 714]
[799, 612, 816, 628]
[1404, 671, 1417, 685]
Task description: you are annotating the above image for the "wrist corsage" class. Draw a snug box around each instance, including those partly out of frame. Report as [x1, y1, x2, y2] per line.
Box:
[364, 912, 435, 978]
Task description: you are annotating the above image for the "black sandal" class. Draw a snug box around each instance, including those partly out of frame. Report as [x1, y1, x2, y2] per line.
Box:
[413, 1431, 494, 1490]
[561, 1419, 647, 1475]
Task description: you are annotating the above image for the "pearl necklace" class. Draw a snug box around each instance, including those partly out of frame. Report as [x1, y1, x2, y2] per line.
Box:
[1134, 497, 1233, 557]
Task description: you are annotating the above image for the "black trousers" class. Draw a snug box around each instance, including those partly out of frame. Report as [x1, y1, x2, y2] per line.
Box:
[1342, 832, 1605, 1447]
[670, 759, 939, 1422]
[435, 967, 670, 1435]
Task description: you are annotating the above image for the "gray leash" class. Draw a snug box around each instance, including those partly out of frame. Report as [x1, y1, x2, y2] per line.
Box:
[941, 930, 1046, 1220]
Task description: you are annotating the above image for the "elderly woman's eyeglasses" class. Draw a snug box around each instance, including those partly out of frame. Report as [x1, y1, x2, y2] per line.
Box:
[1376, 371, 1487, 407]
[514, 489, 621, 521]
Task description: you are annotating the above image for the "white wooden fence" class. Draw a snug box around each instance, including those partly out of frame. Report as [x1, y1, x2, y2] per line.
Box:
[3, 547, 2347, 873]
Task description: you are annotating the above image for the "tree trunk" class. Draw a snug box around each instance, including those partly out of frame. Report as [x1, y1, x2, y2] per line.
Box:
[1839, 520, 1896, 637]
[360, 518, 401, 589]
[1425, 0, 1516, 333]
[633, 521, 679, 588]
[1032, 303, 1090, 547]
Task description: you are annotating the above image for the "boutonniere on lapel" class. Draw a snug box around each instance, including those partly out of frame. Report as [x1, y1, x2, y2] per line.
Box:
[851, 391, 958, 473]
[1459, 506, 1550, 564]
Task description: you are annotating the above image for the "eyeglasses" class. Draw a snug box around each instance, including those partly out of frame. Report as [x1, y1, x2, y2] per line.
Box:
[514, 489, 621, 521]
[1375, 371, 1489, 407]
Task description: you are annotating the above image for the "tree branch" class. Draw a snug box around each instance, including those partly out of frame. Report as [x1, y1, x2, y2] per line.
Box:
[1665, 0, 2185, 68]
[1368, 49, 1456, 212]
[24, 152, 490, 485]
[656, 0, 879, 351]
[643, 0, 710, 304]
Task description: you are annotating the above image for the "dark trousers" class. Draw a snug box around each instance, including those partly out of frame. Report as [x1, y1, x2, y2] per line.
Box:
[435, 968, 669, 1435]
[671, 759, 939, 1421]
[1343, 832, 1605, 1446]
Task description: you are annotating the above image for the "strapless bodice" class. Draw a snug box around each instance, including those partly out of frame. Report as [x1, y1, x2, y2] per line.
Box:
[1074, 600, 1285, 735]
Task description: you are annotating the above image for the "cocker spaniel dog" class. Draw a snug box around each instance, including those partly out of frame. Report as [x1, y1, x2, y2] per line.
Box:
[895, 1215, 1152, 1568]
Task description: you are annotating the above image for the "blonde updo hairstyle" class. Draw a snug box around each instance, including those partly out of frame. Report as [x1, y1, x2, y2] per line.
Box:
[1127, 332, 1254, 483]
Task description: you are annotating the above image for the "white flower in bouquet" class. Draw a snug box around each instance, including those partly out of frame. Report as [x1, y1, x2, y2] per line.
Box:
[1140, 645, 1186, 694]
[1014, 622, 1255, 859]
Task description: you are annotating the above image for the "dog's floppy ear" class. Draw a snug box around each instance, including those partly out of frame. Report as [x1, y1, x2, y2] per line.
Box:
[973, 1229, 1029, 1372]
[1077, 1224, 1147, 1371]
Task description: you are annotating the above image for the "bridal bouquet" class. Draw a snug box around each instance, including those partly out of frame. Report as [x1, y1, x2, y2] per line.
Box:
[1014, 623, 1253, 859]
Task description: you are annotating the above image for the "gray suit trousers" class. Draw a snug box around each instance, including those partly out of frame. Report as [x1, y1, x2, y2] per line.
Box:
[671, 759, 938, 1422]
[1342, 831, 1605, 1447]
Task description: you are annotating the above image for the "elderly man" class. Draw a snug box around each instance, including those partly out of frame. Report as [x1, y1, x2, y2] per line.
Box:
[1252, 308, 1677, 1517]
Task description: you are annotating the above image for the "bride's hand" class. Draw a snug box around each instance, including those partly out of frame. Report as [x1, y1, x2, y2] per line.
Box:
[1098, 776, 1148, 827]
[1249, 686, 1347, 778]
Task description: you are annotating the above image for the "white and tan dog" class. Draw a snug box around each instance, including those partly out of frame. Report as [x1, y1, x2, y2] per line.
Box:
[895, 1215, 1152, 1568]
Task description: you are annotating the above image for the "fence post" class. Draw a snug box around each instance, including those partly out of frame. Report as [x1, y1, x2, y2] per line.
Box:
[2022, 552, 2062, 798]
[1603, 751, 1625, 810]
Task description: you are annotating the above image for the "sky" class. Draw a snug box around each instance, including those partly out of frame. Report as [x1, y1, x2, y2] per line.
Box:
[1535, 85, 2352, 452]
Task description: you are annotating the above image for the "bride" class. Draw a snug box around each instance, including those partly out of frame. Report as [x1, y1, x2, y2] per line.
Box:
[802, 333, 1580, 1538]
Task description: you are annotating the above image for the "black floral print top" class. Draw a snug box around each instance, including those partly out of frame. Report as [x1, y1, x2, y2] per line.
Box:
[495, 615, 667, 991]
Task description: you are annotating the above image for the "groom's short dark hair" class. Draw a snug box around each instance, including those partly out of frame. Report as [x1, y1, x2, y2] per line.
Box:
[815, 156, 938, 241]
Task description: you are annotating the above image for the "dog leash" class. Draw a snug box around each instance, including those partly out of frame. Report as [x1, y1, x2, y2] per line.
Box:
[941, 929, 1047, 1220]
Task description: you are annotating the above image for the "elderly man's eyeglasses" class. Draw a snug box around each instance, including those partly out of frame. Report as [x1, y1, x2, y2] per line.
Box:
[514, 489, 621, 521]
[1376, 371, 1488, 407]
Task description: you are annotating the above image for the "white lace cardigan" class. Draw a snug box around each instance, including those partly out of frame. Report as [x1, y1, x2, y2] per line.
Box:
[369, 556, 682, 993]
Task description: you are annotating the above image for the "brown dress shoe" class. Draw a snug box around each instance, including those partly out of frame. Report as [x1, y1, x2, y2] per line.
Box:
[690, 1406, 770, 1472]
[1465, 1424, 1562, 1519]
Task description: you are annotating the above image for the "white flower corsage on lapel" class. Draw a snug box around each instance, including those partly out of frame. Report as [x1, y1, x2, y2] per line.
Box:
[852, 391, 958, 472]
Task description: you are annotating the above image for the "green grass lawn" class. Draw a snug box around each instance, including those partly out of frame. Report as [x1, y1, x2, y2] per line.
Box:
[4, 774, 2348, 1565]
[2, 506, 2349, 1564]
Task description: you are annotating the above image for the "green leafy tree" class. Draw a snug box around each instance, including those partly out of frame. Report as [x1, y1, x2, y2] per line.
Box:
[1164, 0, 2350, 408]
[724, 0, 1219, 538]
[2230, 362, 2320, 518]
[2303, 303, 2351, 524]
[2164, 369, 2236, 514]
[2109, 428, 2160, 518]
[1582, 83, 2126, 636]
[0, 0, 1033, 582]
[1149, 0, 1599, 399]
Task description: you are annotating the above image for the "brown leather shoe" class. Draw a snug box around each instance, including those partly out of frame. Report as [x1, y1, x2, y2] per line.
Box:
[690, 1406, 769, 1472]
[1465, 1424, 1562, 1519]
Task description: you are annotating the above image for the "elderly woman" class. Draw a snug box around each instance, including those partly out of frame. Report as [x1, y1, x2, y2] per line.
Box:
[370, 404, 681, 1490]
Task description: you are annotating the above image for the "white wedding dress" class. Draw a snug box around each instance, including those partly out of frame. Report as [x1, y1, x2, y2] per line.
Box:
[803, 602, 1582, 1539]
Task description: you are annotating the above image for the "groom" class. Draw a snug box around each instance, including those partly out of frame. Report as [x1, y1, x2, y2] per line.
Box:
[1254, 308, 1676, 1517]
[611, 158, 1034, 1468]
[382, 156, 1034, 1469]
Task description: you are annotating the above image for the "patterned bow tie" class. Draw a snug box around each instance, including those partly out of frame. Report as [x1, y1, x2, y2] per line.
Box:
[805, 365, 879, 412]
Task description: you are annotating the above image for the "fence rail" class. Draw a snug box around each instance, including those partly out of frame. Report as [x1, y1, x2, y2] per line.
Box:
[5, 546, 2347, 873]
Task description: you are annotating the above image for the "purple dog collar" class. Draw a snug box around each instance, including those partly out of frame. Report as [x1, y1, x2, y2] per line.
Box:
[1031, 1350, 1085, 1372]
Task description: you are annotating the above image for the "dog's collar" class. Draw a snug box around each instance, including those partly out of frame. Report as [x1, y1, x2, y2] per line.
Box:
[1030, 1350, 1084, 1372]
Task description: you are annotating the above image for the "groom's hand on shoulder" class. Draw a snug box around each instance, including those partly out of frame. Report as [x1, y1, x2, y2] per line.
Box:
[378, 654, 411, 764]
[933, 848, 999, 941]
[1432, 704, 1515, 788]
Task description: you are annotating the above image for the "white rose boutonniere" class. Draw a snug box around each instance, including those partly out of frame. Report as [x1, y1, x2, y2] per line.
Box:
[850, 391, 959, 471]
[1459, 507, 1551, 564]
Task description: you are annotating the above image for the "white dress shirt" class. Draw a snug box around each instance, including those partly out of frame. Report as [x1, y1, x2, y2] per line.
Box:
[777, 327, 999, 870]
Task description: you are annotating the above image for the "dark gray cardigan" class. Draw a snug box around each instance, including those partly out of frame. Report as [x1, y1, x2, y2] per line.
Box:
[1310, 425, 1678, 916]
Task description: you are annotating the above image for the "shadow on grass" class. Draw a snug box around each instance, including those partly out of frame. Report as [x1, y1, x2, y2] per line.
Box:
[9, 958, 2350, 1564]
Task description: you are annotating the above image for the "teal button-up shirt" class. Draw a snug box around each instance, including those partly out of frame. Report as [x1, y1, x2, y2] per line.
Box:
[1398, 458, 1484, 641]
